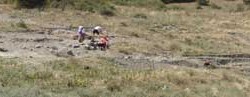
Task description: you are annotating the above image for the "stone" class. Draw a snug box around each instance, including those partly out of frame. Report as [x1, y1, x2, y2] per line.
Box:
[51, 46, 58, 50]
[33, 38, 49, 42]
[124, 56, 132, 59]
[53, 47, 74, 57]
[67, 50, 74, 56]
[35, 45, 42, 48]
[72, 44, 80, 48]
[21, 46, 27, 49]
[0, 48, 8, 52]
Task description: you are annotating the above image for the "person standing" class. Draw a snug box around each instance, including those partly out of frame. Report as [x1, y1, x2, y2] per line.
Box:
[78, 26, 85, 43]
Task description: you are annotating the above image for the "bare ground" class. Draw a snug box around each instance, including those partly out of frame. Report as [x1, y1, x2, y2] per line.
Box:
[1, 29, 250, 74]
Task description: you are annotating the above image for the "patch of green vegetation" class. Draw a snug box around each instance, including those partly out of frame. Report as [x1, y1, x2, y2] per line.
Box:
[0, 57, 249, 97]
[3, 0, 186, 12]
[3, 0, 116, 16]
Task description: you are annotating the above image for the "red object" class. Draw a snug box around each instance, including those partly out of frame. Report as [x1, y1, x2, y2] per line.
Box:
[100, 36, 109, 44]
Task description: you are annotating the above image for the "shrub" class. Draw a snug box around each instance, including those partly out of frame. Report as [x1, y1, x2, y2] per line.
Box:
[99, 5, 116, 16]
[15, 0, 46, 9]
[7, 0, 116, 15]
[243, 0, 250, 5]
[46, 0, 74, 11]
[74, 0, 116, 15]
[197, 0, 209, 6]
[16, 20, 28, 29]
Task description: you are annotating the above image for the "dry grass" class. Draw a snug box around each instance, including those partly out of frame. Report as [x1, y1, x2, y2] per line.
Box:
[2, 0, 250, 56]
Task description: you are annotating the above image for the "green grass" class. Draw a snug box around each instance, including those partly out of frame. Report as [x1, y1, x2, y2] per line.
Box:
[0, 57, 249, 97]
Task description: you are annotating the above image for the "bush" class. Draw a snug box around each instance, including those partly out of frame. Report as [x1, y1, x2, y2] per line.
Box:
[100, 9, 115, 16]
[98, 3, 116, 16]
[73, 0, 116, 15]
[16, 20, 28, 29]
[46, 0, 74, 11]
[197, 0, 209, 6]
[7, 0, 116, 15]
[15, 0, 46, 9]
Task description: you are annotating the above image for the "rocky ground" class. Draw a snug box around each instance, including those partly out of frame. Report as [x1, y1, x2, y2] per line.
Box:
[1, 29, 250, 74]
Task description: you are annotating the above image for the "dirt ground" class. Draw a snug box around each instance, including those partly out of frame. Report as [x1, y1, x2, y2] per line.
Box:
[1, 29, 250, 73]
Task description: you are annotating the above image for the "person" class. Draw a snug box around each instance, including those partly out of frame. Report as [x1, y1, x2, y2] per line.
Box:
[77, 26, 85, 43]
[98, 35, 109, 50]
[92, 26, 103, 36]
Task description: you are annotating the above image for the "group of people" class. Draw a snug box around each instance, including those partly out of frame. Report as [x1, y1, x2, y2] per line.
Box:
[77, 25, 110, 50]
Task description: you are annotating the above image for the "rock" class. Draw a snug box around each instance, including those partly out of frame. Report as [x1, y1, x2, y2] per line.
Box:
[35, 45, 42, 48]
[72, 44, 80, 48]
[0, 48, 8, 52]
[72, 35, 78, 40]
[53, 47, 74, 57]
[51, 46, 58, 50]
[67, 50, 74, 56]
[58, 39, 64, 42]
[84, 66, 91, 70]
[47, 31, 52, 35]
[124, 56, 132, 59]
[33, 38, 49, 42]
[0, 41, 3, 43]
[68, 44, 73, 47]
[21, 46, 27, 49]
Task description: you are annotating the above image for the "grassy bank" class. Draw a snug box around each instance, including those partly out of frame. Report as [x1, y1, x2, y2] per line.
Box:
[0, 57, 249, 97]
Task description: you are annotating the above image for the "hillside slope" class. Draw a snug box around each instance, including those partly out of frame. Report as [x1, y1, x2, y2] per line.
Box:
[0, 0, 250, 97]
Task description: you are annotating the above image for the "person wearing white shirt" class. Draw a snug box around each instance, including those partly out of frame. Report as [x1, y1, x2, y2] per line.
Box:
[92, 26, 102, 36]
[77, 26, 85, 43]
